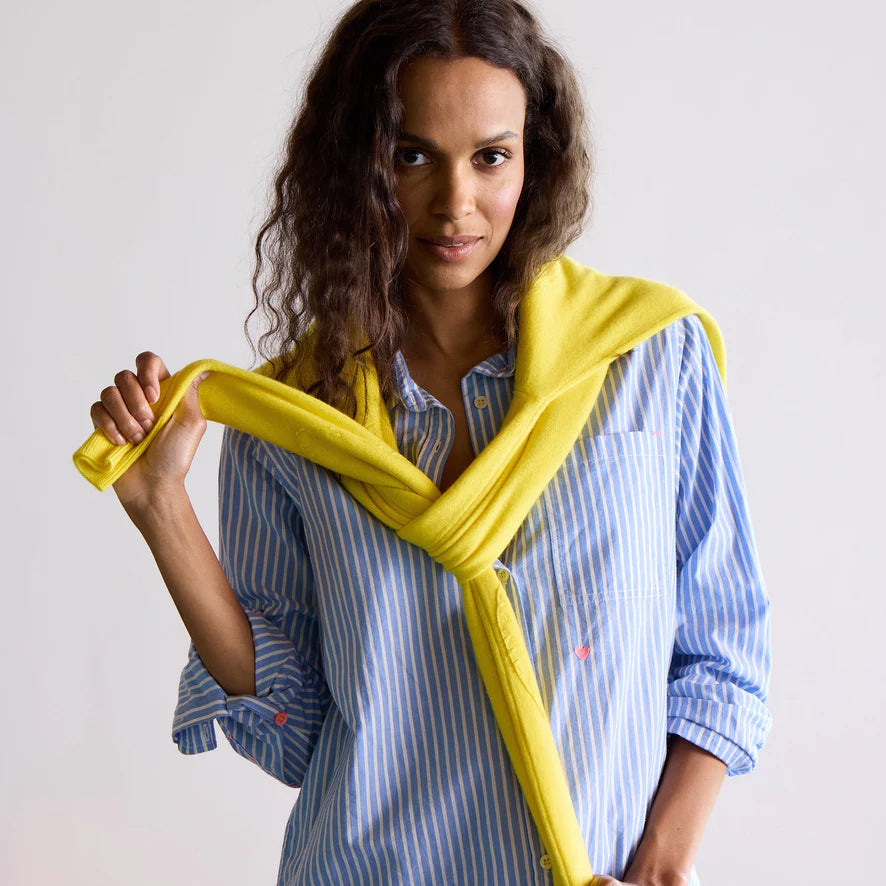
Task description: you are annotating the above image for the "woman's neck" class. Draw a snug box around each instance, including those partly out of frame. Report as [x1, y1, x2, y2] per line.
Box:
[401, 272, 505, 366]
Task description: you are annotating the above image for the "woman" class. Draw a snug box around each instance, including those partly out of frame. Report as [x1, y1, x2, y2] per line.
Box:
[88, 2, 772, 884]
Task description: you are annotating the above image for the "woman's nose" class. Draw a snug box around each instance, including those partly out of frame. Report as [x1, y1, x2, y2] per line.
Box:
[429, 164, 476, 220]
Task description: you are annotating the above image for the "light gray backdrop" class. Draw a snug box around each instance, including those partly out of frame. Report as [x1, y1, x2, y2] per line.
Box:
[3, 1, 881, 883]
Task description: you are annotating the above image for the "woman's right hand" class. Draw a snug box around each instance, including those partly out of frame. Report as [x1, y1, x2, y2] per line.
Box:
[89, 351, 211, 515]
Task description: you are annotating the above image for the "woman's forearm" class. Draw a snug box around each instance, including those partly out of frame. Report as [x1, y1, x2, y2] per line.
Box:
[128, 486, 256, 696]
[624, 734, 728, 886]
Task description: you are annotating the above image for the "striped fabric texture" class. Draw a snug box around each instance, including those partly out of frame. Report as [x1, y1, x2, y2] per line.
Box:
[172, 311, 772, 885]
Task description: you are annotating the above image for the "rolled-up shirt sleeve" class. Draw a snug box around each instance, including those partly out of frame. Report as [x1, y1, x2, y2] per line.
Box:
[667, 313, 773, 777]
[171, 424, 332, 788]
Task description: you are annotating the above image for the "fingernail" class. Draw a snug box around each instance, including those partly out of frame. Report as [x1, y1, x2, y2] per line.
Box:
[146, 386, 158, 402]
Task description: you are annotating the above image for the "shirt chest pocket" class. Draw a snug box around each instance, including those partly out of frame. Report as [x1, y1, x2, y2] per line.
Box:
[542, 430, 673, 604]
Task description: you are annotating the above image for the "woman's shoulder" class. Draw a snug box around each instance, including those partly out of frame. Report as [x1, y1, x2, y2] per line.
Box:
[559, 254, 725, 384]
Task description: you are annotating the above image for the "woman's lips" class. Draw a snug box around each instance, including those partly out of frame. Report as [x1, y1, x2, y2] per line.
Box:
[418, 237, 481, 262]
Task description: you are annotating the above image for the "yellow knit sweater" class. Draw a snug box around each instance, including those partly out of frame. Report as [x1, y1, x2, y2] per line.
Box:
[73, 254, 725, 886]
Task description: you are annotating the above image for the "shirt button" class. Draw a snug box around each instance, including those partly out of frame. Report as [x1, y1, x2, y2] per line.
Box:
[274, 712, 288, 726]
[539, 853, 552, 870]
[473, 395, 488, 409]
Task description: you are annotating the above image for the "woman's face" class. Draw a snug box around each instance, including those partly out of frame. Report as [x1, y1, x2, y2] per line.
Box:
[393, 55, 526, 300]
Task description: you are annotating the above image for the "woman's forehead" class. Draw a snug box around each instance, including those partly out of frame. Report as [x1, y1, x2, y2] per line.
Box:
[398, 57, 526, 140]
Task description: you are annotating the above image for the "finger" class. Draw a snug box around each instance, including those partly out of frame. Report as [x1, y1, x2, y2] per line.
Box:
[185, 369, 211, 401]
[114, 368, 159, 433]
[89, 400, 128, 446]
[177, 370, 211, 420]
[102, 374, 151, 444]
[98, 381, 146, 444]
[134, 351, 170, 404]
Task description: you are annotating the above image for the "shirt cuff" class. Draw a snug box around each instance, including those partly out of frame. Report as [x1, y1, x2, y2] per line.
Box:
[667, 694, 773, 776]
[171, 608, 327, 755]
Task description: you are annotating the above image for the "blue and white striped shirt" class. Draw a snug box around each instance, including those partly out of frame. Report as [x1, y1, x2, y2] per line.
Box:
[172, 309, 772, 885]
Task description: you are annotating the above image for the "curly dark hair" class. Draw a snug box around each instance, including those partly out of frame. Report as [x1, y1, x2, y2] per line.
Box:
[245, 0, 594, 418]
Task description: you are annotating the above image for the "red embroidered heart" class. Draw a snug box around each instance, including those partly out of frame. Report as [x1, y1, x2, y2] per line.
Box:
[573, 645, 590, 661]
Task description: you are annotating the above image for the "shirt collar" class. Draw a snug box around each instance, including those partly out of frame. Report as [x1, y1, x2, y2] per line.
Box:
[390, 336, 517, 414]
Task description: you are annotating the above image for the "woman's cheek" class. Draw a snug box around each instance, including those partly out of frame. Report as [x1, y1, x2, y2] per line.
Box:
[494, 170, 525, 211]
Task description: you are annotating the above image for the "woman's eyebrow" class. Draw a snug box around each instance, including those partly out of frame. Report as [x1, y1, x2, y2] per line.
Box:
[397, 130, 520, 150]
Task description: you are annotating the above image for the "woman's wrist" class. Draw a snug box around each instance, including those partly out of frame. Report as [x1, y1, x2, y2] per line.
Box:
[123, 480, 191, 533]
[624, 857, 690, 886]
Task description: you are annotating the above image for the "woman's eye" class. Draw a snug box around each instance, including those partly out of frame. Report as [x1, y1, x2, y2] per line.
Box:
[394, 148, 512, 168]
[395, 148, 429, 167]
[479, 149, 511, 167]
